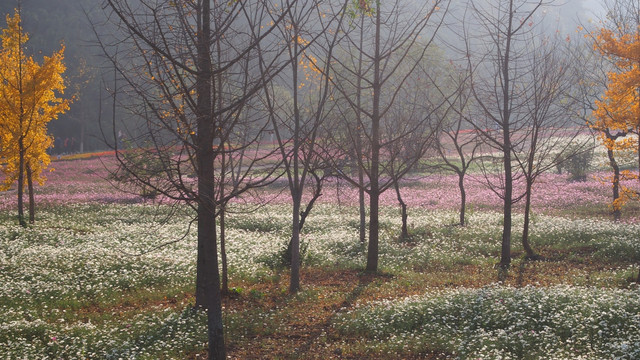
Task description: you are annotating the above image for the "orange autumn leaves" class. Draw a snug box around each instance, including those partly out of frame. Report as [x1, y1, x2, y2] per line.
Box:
[296, 35, 322, 90]
[593, 26, 640, 209]
[0, 10, 69, 191]
[594, 28, 640, 136]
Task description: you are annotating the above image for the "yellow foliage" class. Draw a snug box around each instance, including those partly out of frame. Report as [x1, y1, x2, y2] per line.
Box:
[0, 10, 70, 191]
[295, 34, 322, 90]
[591, 25, 640, 210]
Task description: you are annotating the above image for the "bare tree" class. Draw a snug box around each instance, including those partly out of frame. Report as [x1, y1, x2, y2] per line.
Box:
[512, 33, 589, 259]
[422, 64, 487, 228]
[326, 0, 449, 272]
[258, 0, 349, 293]
[96, 1, 294, 358]
[216, 115, 280, 295]
[385, 50, 451, 239]
[457, 0, 588, 263]
[456, 0, 548, 268]
[434, 84, 482, 227]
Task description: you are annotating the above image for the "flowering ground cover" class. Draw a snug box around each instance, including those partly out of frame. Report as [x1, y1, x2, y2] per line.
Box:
[334, 285, 640, 359]
[0, 154, 639, 359]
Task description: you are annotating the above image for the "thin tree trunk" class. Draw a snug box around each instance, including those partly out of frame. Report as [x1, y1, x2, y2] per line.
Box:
[220, 204, 228, 295]
[356, 15, 366, 245]
[499, 0, 515, 269]
[219, 137, 228, 295]
[197, 140, 224, 358]
[290, 197, 301, 293]
[215, 6, 228, 297]
[608, 148, 621, 221]
[458, 172, 466, 226]
[299, 173, 322, 231]
[522, 180, 538, 259]
[27, 163, 35, 224]
[199, 196, 224, 360]
[358, 167, 366, 243]
[287, 20, 305, 294]
[393, 179, 408, 240]
[17, 15, 26, 228]
[284, 175, 322, 270]
[501, 154, 513, 268]
[367, 188, 379, 272]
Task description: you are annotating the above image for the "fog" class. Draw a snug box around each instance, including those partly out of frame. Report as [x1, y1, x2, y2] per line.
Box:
[0, 0, 619, 153]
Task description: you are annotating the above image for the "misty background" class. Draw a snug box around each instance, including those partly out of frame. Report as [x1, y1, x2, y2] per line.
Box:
[0, 0, 606, 154]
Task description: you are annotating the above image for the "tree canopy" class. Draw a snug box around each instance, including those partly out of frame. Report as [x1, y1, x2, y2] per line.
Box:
[592, 18, 640, 210]
[0, 10, 70, 224]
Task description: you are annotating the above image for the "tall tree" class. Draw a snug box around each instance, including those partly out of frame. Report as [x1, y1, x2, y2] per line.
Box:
[260, 0, 348, 293]
[513, 32, 588, 259]
[98, 1, 294, 358]
[327, 0, 448, 272]
[0, 9, 70, 226]
[591, 0, 640, 212]
[433, 72, 481, 227]
[457, 0, 547, 268]
[1, 0, 114, 153]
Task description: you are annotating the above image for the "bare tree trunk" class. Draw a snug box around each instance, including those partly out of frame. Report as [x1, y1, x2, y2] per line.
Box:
[501, 153, 513, 268]
[17, 19, 26, 228]
[356, 15, 366, 245]
[299, 173, 323, 231]
[458, 172, 466, 226]
[522, 180, 539, 259]
[358, 166, 366, 243]
[197, 2, 225, 358]
[27, 163, 35, 224]
[498, 0, 515, 269]
[367, 187, 379, 272]
[220, 204, 228, 295]
[196, 130, 225, 358]
[366, 2, 382, 273]
[283, 174, 323, 272]
[608, 148, 622, 221]
[290, 196, 301, 293]
[288, 21, 302, 293]
[198, 191, 224, 360]
[393, 179, 408, 240]
[219, 136, 228, 295]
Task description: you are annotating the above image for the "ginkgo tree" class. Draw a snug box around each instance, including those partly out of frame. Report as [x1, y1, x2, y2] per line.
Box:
[0, 9, 70, 226]
[592, 14, 640, 215]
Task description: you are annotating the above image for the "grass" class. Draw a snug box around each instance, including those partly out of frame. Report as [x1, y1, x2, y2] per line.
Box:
[334, 285, 640, 359]
[1, 155, 640, 358]
[2, 202, 639, 359]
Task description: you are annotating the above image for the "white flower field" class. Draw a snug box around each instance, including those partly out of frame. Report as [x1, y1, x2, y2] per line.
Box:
[1, 156, 639, 359]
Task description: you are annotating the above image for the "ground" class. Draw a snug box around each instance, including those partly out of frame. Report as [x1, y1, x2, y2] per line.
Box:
[1, 154, 639, 359]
